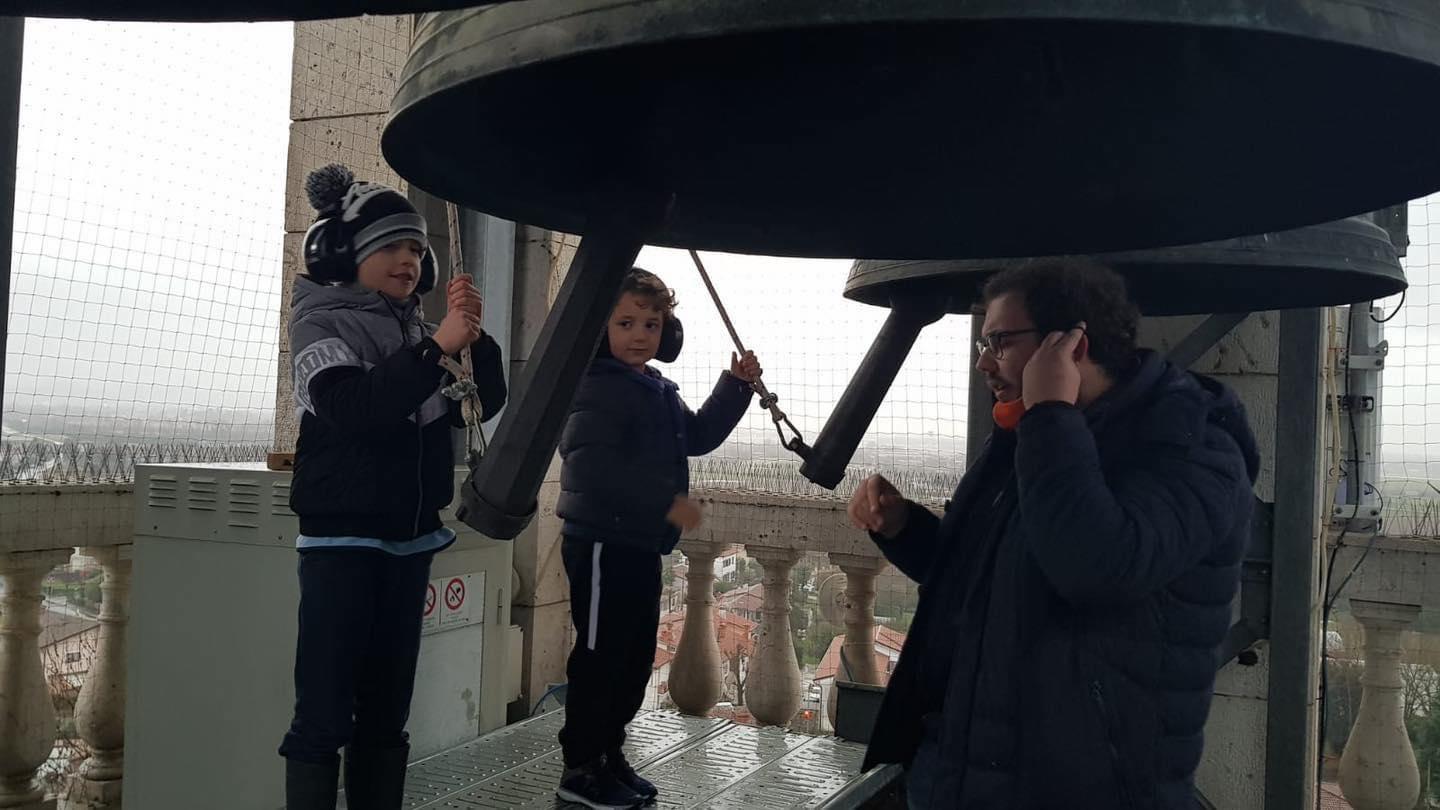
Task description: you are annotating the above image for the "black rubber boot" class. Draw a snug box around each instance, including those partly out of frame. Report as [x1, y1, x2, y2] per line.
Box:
[285, 755, 340, 810]
[343, 743, 410, 810]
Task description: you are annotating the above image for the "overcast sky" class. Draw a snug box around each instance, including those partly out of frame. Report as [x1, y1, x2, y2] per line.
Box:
[5, 19, 290, 444]
[2, 18, 1437, 490]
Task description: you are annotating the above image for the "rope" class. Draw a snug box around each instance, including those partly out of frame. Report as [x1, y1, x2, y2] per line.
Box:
[687, 249, 811, 460]
[441, 202, 487, 465]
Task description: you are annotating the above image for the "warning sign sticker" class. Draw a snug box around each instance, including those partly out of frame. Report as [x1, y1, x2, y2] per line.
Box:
[421, 572, 485, 634]
[445, 577, 465, 611]
[441, 574, 474, 628]
[421, 582, 439, 632]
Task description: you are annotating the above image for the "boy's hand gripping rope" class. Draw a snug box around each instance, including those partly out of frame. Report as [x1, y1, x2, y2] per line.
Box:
[440, 203, 487, 466]
[688, 250, 812, 461]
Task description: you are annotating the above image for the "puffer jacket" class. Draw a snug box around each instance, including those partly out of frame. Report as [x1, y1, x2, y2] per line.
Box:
[865, 350, 1260, 809]
[556, 358, 752, 553]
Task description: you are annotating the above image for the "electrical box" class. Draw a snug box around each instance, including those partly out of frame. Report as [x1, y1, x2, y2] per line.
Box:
[122, 462, 514, 810]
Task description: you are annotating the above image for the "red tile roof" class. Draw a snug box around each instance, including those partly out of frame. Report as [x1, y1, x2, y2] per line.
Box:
[657, 610, 757, 658]
[1319, 782, 1354, 810]
[813, 628, 907, 684]
[716, 583, 765, 614]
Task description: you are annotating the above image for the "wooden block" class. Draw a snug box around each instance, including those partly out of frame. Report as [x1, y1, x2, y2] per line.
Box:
[267, 453, 296, 472]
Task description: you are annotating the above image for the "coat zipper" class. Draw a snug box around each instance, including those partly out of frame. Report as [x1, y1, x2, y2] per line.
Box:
[1089, 679, 1136, 809]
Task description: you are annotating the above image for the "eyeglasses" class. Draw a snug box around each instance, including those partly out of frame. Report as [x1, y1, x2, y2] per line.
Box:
[974, 328, 1049, 360]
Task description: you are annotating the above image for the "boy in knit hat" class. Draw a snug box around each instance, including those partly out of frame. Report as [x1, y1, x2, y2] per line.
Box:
[279, 165, 507, 810]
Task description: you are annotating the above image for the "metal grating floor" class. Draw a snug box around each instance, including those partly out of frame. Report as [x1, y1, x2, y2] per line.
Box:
[396, 710, 899, 810]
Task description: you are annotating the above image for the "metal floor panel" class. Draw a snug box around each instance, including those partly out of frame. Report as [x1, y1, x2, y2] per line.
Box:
[404, 712, 569, 808]
[404, 710, 890, 810]
[694, 736, 867, 809]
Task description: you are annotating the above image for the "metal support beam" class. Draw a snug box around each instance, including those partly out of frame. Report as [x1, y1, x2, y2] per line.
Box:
[1165, 311, 1249, 370]
[456, 225, 644, 539]
[0, 18, 21, 431]
[1267, 307, 1325, 810]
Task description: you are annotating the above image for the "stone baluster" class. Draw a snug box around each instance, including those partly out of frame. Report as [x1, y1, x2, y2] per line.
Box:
[1339, 598, 1422, 810]
[744, 547, 802, 727]
[62, 546, 131, 810]
[0, 549, 71, 809]
[826, 553, 888, 725]
[668, 540, 727, 715]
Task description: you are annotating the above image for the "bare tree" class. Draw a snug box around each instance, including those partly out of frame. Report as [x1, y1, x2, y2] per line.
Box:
[37, 622, 98, 798]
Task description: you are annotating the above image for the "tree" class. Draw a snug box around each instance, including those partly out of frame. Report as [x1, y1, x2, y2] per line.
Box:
[795, 619, 838, 670]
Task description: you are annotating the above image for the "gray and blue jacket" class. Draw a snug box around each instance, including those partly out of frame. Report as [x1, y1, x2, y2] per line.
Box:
[287, 276, 506, 545]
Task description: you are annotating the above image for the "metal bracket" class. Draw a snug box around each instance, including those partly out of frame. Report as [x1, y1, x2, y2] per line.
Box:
[1344, 336, 1389, 371]
[1333, 394, 1375, 413]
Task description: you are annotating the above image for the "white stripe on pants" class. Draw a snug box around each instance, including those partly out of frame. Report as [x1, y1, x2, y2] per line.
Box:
[587, 542, 603, 650]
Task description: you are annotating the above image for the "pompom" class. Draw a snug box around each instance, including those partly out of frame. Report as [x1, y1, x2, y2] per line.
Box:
[305, 164, 355, 212]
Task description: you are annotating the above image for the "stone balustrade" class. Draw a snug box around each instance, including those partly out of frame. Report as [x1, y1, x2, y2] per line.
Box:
[1338, 598, 1423, 810]
[0, 484, 133, 810]
[665, 489, 892, 729]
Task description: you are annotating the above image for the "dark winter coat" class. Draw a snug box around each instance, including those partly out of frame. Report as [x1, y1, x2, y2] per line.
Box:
[865, 350, 1260, 809]
[556, 358, 753, 553]
[287, 277, 506, 543]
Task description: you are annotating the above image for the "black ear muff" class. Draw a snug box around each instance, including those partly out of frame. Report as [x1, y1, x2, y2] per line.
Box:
[656, 315, 683, 363]
[302, 215, 354, 284]
[416, 250, 436, 295]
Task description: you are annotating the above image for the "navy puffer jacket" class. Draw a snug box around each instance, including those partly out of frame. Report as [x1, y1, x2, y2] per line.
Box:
[864, 351, 1260, 809]
[557, 358, 753, 553]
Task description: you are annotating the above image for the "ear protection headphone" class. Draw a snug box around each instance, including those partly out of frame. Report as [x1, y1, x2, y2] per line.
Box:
[301, 213, 436, 296]
[992, 398, 1027, 430]
[657, 316, 683, 363]
[595, 315, 685, 363]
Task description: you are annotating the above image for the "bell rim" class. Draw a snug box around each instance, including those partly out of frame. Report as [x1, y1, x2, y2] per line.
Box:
[844, 217, 1408, 316]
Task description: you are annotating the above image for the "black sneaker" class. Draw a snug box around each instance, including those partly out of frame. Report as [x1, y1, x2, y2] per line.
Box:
[606, 750, 658, 802]
[557, 760, 644, 810]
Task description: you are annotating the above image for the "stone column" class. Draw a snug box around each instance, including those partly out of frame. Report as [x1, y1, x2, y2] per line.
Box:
[62, 546, 132, 809]
[744, 547, 802, 727]
[826, 553, 887, 725]
[667, 540, 727, 716]
[1339, 598, 1422, 810]
[0, 549, 71, 809]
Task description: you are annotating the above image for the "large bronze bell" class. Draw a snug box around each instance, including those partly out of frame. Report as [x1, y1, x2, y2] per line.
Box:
[797, 213, 1409, 488]
[387, 2, 1440, 259]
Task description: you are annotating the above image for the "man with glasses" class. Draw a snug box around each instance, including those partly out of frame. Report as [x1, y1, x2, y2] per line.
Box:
[848, 259, 1259, 809]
